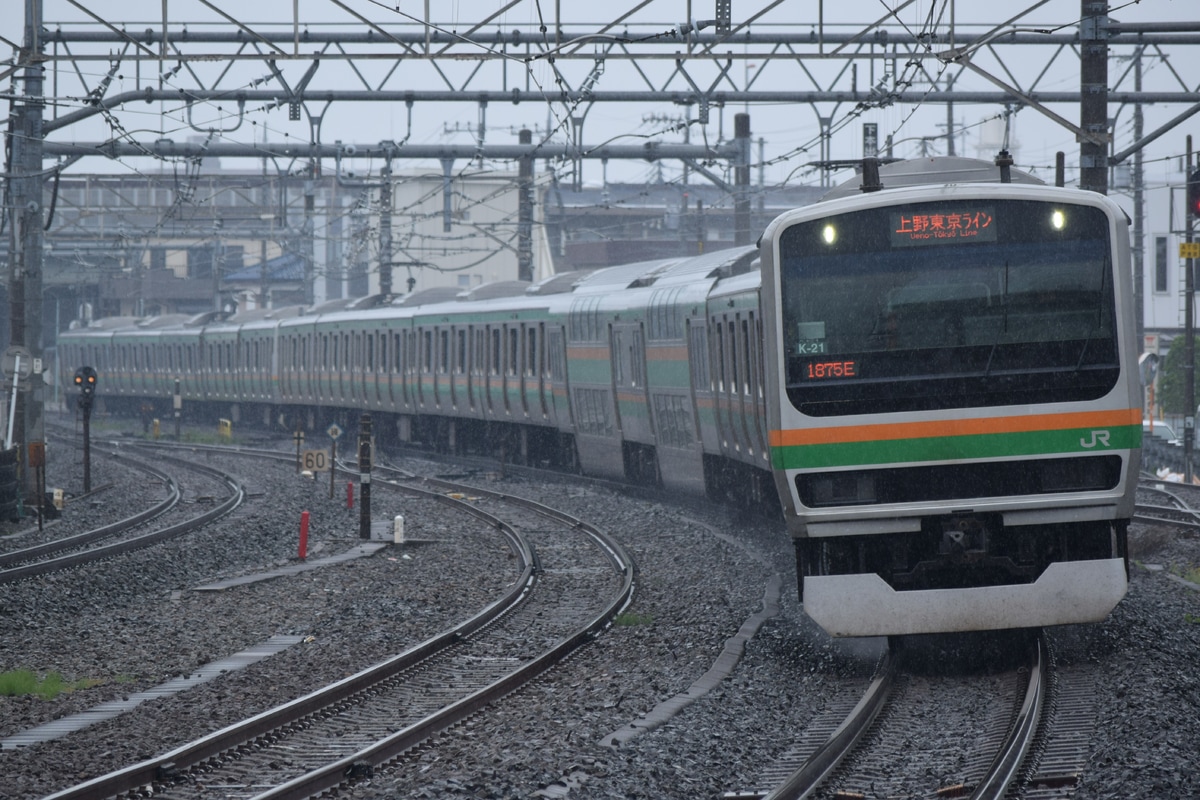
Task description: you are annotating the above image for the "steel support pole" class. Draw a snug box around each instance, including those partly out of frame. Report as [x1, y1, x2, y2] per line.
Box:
[1186, 136, 1195, 482]
[733, 113, 751, 246]
[379, 157, 393, 297]
[517, 128, 533, 282]
[1079, 0, 1109, 194]
[11, 0, 46, 503]
[358, 413, 372, 540]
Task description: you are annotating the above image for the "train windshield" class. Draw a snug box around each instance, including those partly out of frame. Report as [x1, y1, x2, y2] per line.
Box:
[778, 199, 1119, 415]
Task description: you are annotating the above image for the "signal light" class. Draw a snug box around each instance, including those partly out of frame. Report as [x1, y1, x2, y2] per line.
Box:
[74, 366, 98, 397]
[1188, 168, 1200, 220]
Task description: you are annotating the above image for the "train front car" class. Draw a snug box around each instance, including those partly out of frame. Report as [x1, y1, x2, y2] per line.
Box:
[760, 162, 1141, 637]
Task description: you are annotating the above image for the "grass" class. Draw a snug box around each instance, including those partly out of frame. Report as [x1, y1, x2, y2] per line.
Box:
[1169, 563, 1200, 586]
[614, 611, 653, 627]
[0, 669, 102, 699]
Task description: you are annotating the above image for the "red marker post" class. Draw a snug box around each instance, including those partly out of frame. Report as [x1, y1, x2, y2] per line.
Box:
[298, 510, 310, 560]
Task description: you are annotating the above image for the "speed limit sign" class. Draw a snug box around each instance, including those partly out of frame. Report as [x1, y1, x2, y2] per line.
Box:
[300, 449, 330, 472]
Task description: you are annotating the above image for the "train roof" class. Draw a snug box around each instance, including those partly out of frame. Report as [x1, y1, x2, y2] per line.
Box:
[224, 305, 306, 324]
[70, 316, 140, 331]
[820, 156, 1043, 201]
[457, 280, 531, 301]
[393, 287, 462, 307]
[526, 269, 596, 295]
[570, 245, 758, 294]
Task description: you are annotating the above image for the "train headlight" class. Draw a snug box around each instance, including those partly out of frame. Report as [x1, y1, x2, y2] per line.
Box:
[1050, 209, 1066, 231]
[822, 224, 837, 245]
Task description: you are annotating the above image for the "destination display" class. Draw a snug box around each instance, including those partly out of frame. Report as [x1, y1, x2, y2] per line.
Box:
[890, 208, 996, 247]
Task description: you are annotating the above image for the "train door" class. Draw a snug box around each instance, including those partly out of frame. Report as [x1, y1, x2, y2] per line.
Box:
[747, 311, 768, 457]
[347, 331, 359, 404]
[376, 331, 386, 407]
[452, 327, 467, 410]
[735, 315, 756, 456]
[436, 326, 450, 409]
[400, 329, 413, 410]
[609, 327, 624, 434]
[507, 325, 520, 417]
[387, 330, 399, 409]
[466, 326, 481, 414]
[609, 322, 653, 442]
[532, 322, 548, 421]
[711, 317, 741, 456]
[487, 326, 501, 417]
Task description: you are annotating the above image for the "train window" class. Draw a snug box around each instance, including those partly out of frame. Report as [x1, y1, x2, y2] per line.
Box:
[741, 319, 752, 396]
[727, 321, 738, 394]
[778, 198, 1120, 414]
[507, 328, 519, 377]
[569, 297, 602, 342]
[456, 329, 466, 374]
[547, 329, 565, 382]
[422, 330, 433, 373]
[632, 328, 645, 388]
[527, 326, 539, 378]
[688, 322, 710, 391]
[439, 330, 450, 373]
[366, 334, 374, 371]
[756, 318, 766, 400]
[491, 328, 501, 376]
[611, 330, 625, 386]
[712, 325, 724, 392]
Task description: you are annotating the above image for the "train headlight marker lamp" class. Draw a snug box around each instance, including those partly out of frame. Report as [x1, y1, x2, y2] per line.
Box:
[822, 224, 837, 245]
[1050, 209, 1066, 231]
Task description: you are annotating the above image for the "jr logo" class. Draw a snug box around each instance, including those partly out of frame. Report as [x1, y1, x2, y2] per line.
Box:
[1080, 430, 1111, 448]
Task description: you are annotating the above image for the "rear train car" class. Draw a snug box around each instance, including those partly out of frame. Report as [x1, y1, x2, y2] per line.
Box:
[759, 157, 1141, 636]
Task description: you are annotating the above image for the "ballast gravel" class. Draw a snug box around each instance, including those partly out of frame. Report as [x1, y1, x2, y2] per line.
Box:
[0, 425, 1197, 800]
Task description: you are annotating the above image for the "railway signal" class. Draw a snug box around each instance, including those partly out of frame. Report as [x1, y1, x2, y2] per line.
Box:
[73, 366, 97, 398]
[73, 366, 97, 493]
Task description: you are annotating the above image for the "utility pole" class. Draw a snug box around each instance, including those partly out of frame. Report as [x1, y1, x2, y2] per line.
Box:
[1185, 136, 1195, 483]
[1132, 46, 1145, 350]
[733, 113, 751, 246]
[1079, 0, 1109, 194]
[9, 0, 45, 499]
[303, 177, 315, 306]
[517, 128, 533, 282]
[379, 155, 393, 297]
[211, 219, 223, 311]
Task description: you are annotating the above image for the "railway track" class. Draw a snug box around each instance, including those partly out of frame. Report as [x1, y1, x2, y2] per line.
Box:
[43, 462, 635, 800]
[1136, 477, 1200, 530]
[0, 445, 243, 584]
[729, 634, 1064, 800]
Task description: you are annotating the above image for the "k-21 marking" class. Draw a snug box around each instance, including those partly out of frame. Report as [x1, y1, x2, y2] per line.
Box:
[1079, 430, 1111, 448]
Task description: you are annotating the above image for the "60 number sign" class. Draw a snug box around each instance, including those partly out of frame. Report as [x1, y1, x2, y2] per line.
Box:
[300, 449, 330, 472]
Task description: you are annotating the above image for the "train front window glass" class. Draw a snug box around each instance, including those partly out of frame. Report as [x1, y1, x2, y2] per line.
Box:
[778, 199, 1119, 415]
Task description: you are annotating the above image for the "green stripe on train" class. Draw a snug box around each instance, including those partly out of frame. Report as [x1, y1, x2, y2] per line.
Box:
[770, 425, 1141, 470]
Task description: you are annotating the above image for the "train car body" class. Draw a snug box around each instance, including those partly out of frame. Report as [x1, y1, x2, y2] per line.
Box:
[760, 157, 1140, 636]
[57, 155, 1140, 638]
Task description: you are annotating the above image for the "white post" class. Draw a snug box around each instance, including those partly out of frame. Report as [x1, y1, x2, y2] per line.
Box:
[6, 356, 20, 450]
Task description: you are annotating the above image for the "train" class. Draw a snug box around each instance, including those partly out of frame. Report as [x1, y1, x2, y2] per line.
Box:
[57, 155, 1141, 638]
